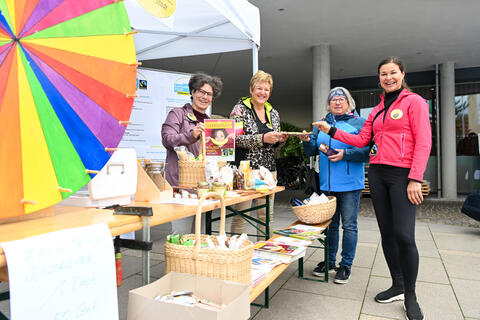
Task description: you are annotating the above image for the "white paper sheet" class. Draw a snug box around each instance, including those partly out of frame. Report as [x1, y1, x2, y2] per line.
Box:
[2, 223, 118, 320]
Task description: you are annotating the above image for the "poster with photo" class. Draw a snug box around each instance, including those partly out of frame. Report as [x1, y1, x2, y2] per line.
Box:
[204, 119, 235, 161]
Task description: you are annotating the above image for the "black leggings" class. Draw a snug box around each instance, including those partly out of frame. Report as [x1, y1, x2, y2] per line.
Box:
[369, 164, 419, 292]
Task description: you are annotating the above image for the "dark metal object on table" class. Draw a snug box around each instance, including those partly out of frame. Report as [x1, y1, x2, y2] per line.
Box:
[113, 206, 153, 216]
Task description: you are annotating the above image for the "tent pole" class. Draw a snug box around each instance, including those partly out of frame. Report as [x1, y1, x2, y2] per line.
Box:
[252, 41, 259, 74]
[435, 63, 442, 198]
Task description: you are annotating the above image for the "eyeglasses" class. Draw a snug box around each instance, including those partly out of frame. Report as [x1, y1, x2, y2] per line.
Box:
[196, 89, 214, 97]
[330, 97, 346, 103]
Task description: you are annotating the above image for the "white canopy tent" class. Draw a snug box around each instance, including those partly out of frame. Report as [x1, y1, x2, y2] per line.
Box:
[124, 0, 261, 74]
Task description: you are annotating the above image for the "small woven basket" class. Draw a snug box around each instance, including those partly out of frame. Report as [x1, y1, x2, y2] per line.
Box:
[291, 196, 337, 224]
[178, 160, 206, 187]
[165, 192, 254, 284]
[178, 133, 206, 187]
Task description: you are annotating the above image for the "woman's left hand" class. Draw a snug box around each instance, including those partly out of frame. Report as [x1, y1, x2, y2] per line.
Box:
[278, 133, 288, 143]
[407, 180, 423, 205]
[328, 149, 344, 162]
[264, 131, 285, 144]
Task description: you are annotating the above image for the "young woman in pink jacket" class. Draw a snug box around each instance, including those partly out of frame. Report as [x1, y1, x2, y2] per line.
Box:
[316, 57, 431, 320]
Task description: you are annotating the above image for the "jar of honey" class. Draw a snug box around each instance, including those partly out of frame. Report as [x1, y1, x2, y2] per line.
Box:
[197, 181, 209, 198]
[212, 182, 226, 196]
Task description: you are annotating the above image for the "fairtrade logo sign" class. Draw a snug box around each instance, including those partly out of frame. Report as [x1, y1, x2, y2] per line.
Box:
[186, 113, 197, 122]
[137, 0, 176, 18]
[137, 79, 148, 90]
[390, 109, 403, 120]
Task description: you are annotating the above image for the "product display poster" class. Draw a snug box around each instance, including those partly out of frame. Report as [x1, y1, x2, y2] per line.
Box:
[2, 223, 118, 320]
[118, 68, 194, 161]
[204, 119, 235, 161]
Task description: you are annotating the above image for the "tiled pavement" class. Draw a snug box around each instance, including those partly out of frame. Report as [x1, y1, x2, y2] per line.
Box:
[1, 197, 479, 320]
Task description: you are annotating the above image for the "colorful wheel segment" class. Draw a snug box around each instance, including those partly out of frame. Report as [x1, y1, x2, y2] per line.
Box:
[0, 0, 137, 218]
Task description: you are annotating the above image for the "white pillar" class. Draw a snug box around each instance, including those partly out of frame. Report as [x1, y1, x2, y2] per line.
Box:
[312, 44, 330, 121]
[440, 62, 457, 199]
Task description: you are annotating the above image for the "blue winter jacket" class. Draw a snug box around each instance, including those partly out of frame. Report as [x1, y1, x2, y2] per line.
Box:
[303, 112, 370, 192]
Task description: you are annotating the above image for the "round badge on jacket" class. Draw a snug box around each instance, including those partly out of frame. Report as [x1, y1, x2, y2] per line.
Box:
[186, 112, 197, 122]
[390, 109, 403, 120]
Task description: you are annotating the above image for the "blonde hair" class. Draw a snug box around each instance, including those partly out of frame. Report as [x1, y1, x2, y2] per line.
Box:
[249, 70, 273, 92]
[326, 86, 356, 113]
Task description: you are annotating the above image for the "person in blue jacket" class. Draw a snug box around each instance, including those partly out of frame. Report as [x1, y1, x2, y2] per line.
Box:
[300, 87, 369, 284]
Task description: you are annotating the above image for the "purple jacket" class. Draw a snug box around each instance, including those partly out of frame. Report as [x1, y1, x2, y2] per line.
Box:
[161, 103, 208, 186]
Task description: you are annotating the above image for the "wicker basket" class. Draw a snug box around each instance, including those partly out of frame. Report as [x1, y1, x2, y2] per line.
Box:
[165, 192, 254, 284]
[291, 196, 337, 224]
[178, 133, 206, 187]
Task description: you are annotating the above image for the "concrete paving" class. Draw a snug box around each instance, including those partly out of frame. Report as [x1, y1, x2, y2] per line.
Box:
[247, 207, 480, 320]
[0, 199, 479, 320]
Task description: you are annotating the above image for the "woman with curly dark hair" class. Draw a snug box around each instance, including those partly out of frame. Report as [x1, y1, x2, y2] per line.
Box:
[162, 72, 222, 234]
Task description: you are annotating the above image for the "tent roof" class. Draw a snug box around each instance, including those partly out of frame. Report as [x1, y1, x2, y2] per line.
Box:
[124, 0, 260, 61]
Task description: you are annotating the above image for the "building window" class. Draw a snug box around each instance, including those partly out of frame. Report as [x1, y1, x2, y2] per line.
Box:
[455, 94, 480, 156]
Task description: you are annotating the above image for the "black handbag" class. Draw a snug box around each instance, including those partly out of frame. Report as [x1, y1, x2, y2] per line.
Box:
[304, 167, 320, 195]
[461, 193, 480, 222]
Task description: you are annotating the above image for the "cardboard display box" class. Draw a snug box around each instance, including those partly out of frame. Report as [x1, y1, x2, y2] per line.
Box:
[127, 272, 250, 320]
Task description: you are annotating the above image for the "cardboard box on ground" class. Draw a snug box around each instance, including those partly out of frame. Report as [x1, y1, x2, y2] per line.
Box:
[127, 272, 250, 320]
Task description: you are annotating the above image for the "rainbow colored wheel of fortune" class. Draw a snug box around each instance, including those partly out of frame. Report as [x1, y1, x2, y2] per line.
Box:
[0, 0, 137, 218]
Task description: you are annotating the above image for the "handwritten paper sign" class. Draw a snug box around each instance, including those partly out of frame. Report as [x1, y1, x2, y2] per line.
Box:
[2, 223, 118, 320]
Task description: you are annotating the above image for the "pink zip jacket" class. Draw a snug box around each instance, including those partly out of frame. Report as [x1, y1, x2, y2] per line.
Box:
[333, 89, 432, 181]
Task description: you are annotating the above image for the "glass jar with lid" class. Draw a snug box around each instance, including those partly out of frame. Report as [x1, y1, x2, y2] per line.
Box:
[212, 181, 226, 196]
[197, 181, 209, 198]
[145, 162, 166, 190]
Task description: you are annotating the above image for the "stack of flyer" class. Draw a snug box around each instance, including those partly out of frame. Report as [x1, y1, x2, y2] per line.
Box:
[251, 236, 313, 287]
[273, 224, 325, 240]
[272, 236, 312, 247]
[253, 241, 307, 264]
[251, 256, 282, 287]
